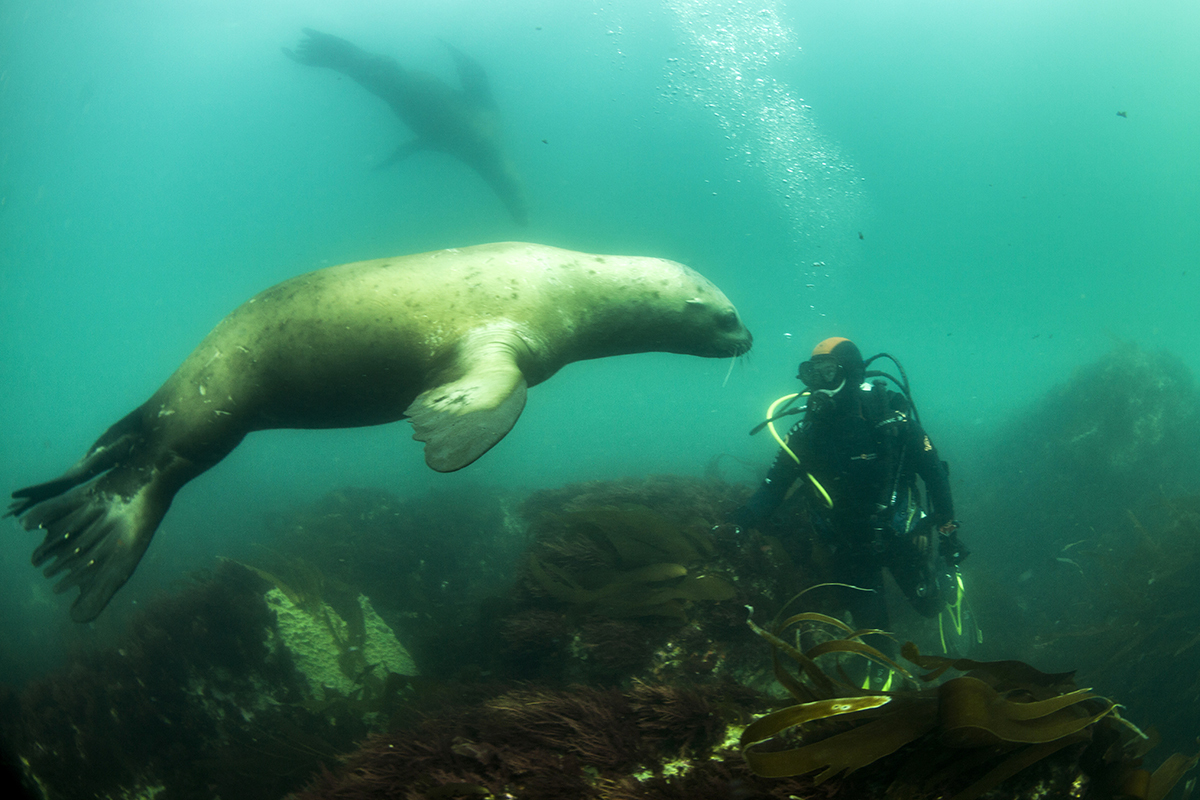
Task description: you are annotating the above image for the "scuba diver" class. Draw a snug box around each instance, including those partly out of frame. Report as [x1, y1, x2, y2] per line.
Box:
[734, 337, 971, 672]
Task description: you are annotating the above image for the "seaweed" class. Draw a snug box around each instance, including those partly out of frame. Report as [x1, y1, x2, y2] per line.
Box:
[962, 345, 1200, 647]
[0, 561, 341, 800]
[0, 560, 425, 800]
[9, 470, 1198, 800]
[261, 485, 525, 679]
[495, 476, 802, 685]
[291, 680, 755, 800]
[1005, 495, 1200, 759]
[740, 607, 1199, 800]
[524, 503, 735, 619]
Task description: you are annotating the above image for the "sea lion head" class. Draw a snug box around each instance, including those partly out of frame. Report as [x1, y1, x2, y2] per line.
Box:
[640, 261, 753, 359]
[674, 293, 754, 358]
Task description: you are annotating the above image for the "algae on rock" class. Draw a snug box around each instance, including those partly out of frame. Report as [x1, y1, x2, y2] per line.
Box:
[265, 588, 417, 701]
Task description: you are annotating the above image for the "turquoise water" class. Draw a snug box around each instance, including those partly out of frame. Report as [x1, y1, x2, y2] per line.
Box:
[1, 0, 1197, 673]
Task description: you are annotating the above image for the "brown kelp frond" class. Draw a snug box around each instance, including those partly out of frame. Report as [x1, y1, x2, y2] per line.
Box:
[900, 641, 1078, 688]
[746, 604, 910, 704]
[936, 676, 1112, 747]
[522, 503, 736, 621]
[741, 608, 933, 785]
[773, 582, 879, 627]
[739, 694, 903, 780]
[741, 610, 1197, 800]
[804, 639, 911, 679]
[945, 735, 1088, 800]
[1146, 746, 1200, 800]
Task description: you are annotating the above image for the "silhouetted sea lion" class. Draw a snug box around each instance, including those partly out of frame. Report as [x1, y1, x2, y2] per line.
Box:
[285, 28, 529, 224]
[8, 242, 752, 622]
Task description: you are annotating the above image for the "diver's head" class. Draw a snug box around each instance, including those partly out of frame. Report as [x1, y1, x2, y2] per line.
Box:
[797, 337, 865, 394]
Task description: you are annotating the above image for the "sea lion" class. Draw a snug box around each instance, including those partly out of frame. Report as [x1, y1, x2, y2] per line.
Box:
[284, 28, 529, 224]
[8, 242, 752, 622]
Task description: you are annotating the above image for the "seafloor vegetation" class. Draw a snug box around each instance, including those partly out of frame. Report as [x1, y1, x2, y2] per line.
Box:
[2, 344, 1199, 800]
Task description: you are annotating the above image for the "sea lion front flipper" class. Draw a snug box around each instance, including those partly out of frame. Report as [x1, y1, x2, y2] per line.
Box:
[283, 28, 367, 71]
[438, 39, 494, 107]
[406, 336, 529, 472]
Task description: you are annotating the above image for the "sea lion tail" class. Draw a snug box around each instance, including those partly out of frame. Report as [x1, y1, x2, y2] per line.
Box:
[8, 407, 167, 622]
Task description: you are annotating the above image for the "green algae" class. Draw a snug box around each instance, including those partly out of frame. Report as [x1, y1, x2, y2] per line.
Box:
[265, 587, 416, 701]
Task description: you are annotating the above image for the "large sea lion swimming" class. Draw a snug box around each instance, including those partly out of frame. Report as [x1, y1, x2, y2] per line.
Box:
[284, 28, 529, 224]
[8, 242, 752, 622]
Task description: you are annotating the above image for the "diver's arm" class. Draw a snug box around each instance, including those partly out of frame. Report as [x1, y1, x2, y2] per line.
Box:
[733, 429, 804, 528]
[911, 424, 955, 527]
[284, 29, 407, 100]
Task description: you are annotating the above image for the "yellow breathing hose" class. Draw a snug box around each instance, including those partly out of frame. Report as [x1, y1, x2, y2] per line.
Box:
[765, 393, 801, 461]
[765, 393, 833, 509]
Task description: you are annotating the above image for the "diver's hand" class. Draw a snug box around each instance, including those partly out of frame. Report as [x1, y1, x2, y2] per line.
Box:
[909, 516, 938, 558]
[282, 28, 363, 69]
[730, 505, 757, 530]
[939, 521, 968, 564]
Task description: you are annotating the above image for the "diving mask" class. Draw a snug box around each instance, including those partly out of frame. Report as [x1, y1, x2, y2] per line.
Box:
[797, 355, 844, 391]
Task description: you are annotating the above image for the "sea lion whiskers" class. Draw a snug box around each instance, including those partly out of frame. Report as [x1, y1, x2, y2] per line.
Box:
[723, 355, 738, 387]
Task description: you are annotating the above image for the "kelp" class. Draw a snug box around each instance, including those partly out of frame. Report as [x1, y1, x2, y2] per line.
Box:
[519, 475, 746, 531]
[0, 560, 368, 800]
[1023, 496, 1200, 758]
[237, 553, 329, 613]
[528, 556, 733, 621]
[523, 504, 736, 621]
[496, 475, 800, 686]
[741, 608, 1199, 800]
[260, 485, 524, 680]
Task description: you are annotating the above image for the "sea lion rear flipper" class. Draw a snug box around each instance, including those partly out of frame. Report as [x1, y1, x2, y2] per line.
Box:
[20, 477, 168, 622]
[406, 345, 528, 472]
[7, 407, 143, 518]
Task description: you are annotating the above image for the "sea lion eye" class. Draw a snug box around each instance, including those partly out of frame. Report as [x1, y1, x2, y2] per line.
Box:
[716, 309, 740, 330]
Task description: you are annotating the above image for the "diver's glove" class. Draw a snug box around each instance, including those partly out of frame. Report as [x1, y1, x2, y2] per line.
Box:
[732, 485, 777, 531]
[939, 521, 968, 564]
[731, 504, 757, 530]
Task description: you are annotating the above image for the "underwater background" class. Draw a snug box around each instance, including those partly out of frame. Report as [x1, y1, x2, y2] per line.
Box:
[2, 0, 1199, 797]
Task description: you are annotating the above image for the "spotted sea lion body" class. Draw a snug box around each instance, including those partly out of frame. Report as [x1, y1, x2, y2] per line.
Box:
[9, 242, 752, 621]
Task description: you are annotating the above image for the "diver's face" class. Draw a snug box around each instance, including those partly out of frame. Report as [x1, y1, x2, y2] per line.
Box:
[797, 355, 843, 391]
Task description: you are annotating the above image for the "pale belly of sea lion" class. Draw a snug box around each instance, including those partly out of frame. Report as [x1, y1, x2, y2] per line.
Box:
[8, 241, 752, 622]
